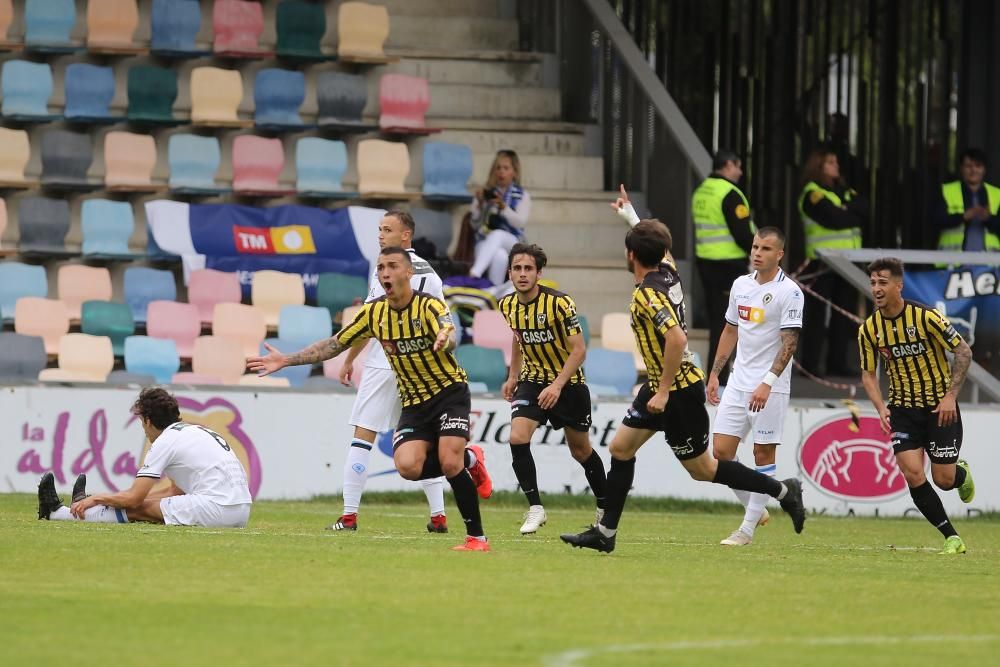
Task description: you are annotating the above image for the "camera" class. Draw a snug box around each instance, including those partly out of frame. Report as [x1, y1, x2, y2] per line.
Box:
[482, 187, 498, 201]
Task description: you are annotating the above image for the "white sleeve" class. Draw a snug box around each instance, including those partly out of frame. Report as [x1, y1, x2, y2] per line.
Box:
[781, 285, 804, 329]
[136, 431, 174, 479]
[616, 202, 641, 227]
[500, 190, 531, 231]
[724, 283, 739, 325]
[425, 271, 445, 301]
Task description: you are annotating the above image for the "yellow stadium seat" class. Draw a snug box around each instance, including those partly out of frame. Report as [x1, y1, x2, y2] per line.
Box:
[190, 67, 251, 127]
[212, 302, 267, 358]
[357, 139, 417, 199]
[600, 311, 644, 371]
[251, 270, 305, 327]
[38, 333, 114, 382]
[337, 2, 395, 64]
[0, 128, 33, 187]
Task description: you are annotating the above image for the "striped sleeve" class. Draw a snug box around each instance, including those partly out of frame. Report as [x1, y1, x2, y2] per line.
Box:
[424, 296, 454, 337]
[557, 295, 582, 338]
[925, 308, 963, 351]
[335, 302, 374, 347]
[638, 287, 678, 335]
[858, 321, 877, 372]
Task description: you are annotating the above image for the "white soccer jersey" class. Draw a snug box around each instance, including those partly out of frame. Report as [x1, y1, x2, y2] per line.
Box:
[137, 422, 253, 506]
[362, 248, 444, 370]
[724, 268, 804, 394]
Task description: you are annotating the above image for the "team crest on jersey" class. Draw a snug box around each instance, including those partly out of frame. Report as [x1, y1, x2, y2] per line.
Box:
[537, 313, 547, 326]
[763, 293, 773, 305]
[906, 326, 916, 338]
[412, 319, 423, 332]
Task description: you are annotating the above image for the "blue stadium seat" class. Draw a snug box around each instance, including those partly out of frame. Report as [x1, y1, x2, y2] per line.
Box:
[123, 266, 177, 323]
[279, 304, 333, 347]
[24, 0, 79, 53]
[40, 130, 95, 190]
[17, 196, 72, 257]
[124, 335, 181, 384]
[410, 207, 453, 259]
[81, 199, 135, 258]
[584, 348, 637, 396]
[295, 137, 357, 199]
[0, 262, 48, 321]
[0, 332, 47, 380]
[455, 344, 507, 391]
[1, 60, 58, 121]
[260, 338, 313, 387]
[150, 0, 207, 57]
[168, 134, 229, 195]
[316, 72, 374, 131]
[64, 64, 122, 124]
[254, 68, 309, 130]
[422, 142, 474, 203]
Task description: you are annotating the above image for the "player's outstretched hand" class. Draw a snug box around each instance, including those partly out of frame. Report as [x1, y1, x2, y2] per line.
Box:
[246, 342, 286, 377]
[706, 375, 721, 405]
[610, 183, 630, 212]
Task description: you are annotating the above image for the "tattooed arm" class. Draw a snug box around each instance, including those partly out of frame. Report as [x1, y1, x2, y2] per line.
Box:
[769, 328, 800, 376]
[246, 337, 347, 376]
[935, 339, 972, 427]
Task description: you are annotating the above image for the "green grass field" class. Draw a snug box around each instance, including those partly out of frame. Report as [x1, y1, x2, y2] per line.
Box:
[2, 491, 998, 667]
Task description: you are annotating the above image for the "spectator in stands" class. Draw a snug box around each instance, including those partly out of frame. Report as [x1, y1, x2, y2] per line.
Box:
[468, 149, 531, 285]
[797, 146, 869, 377]
[935, 148, 1000, 252]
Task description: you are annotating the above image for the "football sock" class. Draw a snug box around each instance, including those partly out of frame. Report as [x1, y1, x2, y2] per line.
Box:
[580, 449, 608, 509]
[739, 463, 775, 537]
[950, 465, 967, 491]
[910, 481, 958, 538]
[510, 443, 541, 506]
[713, 459, 784, 497]
[464, 448, 477, 468]
[419, 454, 444, 480]
[599, 456, 636, 533]
[447, 470, 484, 537]
[421, 477, 446, 516]
[48, 505, 127, 523]
[342, 438, 373, 515]
[729, 457, 751, 506]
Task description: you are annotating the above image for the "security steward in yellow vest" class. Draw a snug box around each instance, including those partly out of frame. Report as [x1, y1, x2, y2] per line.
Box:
[692, 150, 756, 386]
[935, 148, 1000, 253]
[797, 148, 869, 377]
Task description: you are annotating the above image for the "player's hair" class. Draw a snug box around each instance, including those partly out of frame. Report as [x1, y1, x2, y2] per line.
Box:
[384, 209, 415, 233]
[755, 225, 786, 248]
[959, 147, 988, 169]
[868, 257, 904, 279]
[712, 149, 740, 172]
[379, 245, 412, 265]
[625, 219, 671, 267]
[485, 149, 521, 189]
[131, 387, 181, 430]
[508, 242, 548, 271]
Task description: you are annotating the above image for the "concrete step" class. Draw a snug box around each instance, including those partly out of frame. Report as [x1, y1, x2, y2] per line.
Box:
[539, 265, 635, 328]
[531, 196, 622, 225]
[415, 129, 586, 160]
[379, 57, 542, 87]
[472, 153, 603, 191]
[387, 16, 518, 52]
[359, 81, 560, 121]
[372, 0, 502, 18]
[527, 220, 627, 262]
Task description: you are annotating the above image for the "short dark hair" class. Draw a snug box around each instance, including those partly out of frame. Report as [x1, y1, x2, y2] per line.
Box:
[755, 226, 786, 248]
[507, 243, 547, 271]
[868, 257, 904, 279]
[959, 148, 988, 168]
[712, 149, 740, 171]
[379, 245, 412, 265]
[384, 209, 415, 233]
[625, 219, 671, 267]
[131, 387, 181, 430]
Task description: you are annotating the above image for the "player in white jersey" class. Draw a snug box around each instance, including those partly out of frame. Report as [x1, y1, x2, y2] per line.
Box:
[37, 388, 252, 528]
[706, 227, 804, 546]
[328, 209, 458, 533]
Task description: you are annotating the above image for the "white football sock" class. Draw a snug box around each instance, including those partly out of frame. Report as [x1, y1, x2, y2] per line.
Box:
[343, 438, 373, 515]
[421, 477, 446, 516]
[740, 463, 775, 537]
[48, 505, 127, 523]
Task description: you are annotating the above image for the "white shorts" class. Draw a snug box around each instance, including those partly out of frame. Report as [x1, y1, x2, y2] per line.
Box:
[713, 387, 789, 445]
[160, 495, 251, 528]
[349, 366, 402, 433]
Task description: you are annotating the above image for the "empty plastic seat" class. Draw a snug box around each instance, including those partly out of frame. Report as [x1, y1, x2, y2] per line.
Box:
[187, 268, 241, 323]
[275, 0, 329, 60]
[39, 333, 114, 383]
[146, 300, 201, 358]
[213, 0, 269, 57]
[123, 266, 177, 322]
[379, 74, 439, 135]
[1, 60, 57, 120]
[422, 142, 473, 202]
[24, 0, 78, 52]
[191, 335, 246, 385]
[57, 265, 112, 320]
[337, 2, 391, 63]
[40, 130, 94, 189]
[0, 332, 48, 380]
[0, 262, 48, 320]
[0, 0, 12, 47]
[578, 314, 591, 346]
[17, 196, 72, 256]
[472, 309, 514, 365]
[295, 137, 355, 198]
[601, 312, 644, 370]
[167, 134, 228, 195]
[410, 207, 453, 258]
[585, 348, 638, 396]
[14, 297, 70, 354]
[104, 131, 159, 192]
[124, 335, 180, 384]
[316, 272, 368, 319]
[87, 0, 142, 52]
[232, 135, 291, 195]
[0, 198, 7, 253]
[258, 338, 311, 387]
[127, 65, 179, 124]
[315, 71, 373, 131]
[212, 302, 267, 358]
[455, 344, 507, 391]
[81, 199, 135, 258]
[191, 67, 248, 127]
[357, 139, 413, 198]
[279, 304, 333, 347]
[254, 68, 307, 129]
[151, 0, 204, 57]
[0, 128, 31, 186]
[64, 64, 121, 124]
[80, 300, 135, 356]
[251, 270, 305, 326]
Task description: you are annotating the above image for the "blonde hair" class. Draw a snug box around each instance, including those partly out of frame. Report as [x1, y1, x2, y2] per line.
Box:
[485, 149, 521, 190]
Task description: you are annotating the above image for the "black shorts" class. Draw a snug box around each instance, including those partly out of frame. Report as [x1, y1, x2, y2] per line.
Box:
[889, 404, 963, 464]
[393, 383, 471, 450]
[510, 381, 593, 432]
[622, 382, 709, 461]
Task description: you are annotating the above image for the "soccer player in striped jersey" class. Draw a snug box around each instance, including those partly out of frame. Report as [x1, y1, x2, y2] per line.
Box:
[249, 247, 491, 552]
[561, 220, 806, 553]
[859, 257, 976, 554]
[498, 243, 607, 534]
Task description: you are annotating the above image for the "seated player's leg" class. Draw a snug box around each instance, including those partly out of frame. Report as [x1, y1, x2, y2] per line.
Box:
[159, 495, 250, 528]
[38, 472, 131, 524]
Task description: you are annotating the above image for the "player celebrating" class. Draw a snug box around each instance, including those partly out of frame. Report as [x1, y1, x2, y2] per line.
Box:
[249, 247, 491, 552]
[859, 257, 976, 554]
[561, 220, 806, 554]
[707, 227, 803, 546]
[498, 243, 607, 533]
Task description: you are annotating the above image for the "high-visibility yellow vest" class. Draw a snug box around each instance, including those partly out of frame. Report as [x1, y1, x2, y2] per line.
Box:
[937, 181, 1000, 251]
[691, 176, 752, 260]
[798, 181, 863, 260]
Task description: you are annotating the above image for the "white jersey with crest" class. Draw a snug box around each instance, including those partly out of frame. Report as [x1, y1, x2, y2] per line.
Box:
[137, 422, 252, 506]
[724, 268, 804, 394]
[362, 248, 445, 369]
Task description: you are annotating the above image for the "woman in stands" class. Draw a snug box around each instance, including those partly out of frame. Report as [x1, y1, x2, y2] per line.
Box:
[468, 149, 532, 285]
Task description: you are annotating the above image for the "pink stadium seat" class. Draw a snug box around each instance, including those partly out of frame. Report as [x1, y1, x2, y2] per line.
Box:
[212, 302, 267, 358]
[187, 269, 242, 324]
[378, 74, 440, 135]
[146, 300, 201, 358]
[14, 297, 70, 355]
[191, 335, 246, 385]
[323, 341, 369, 388]
[57, 265, 112, 320]
[472, 309, 514, 366]
[232, 135, 293, 195]
[213, 0, 270, 57]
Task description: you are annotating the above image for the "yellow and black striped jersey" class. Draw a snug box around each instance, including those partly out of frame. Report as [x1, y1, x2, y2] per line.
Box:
[858, 301, 963, 408]
[336, 291, 467, 407]
[498, 285, 585, 385]
[631, 265, 705, 391]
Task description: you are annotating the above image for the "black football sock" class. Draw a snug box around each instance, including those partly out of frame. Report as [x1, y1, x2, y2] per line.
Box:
[600, 456, 636, 531]
[580, 449, 608, 509]
[910, 481, 958, 538]
[713, 459, 785, 497]
[447, 470, 484, 537]
[950, 465, 967, 491]
[510, 443, 542, 505]
[419, 454, 444, 480]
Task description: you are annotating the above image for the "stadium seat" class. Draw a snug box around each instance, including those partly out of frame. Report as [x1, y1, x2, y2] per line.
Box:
[303, 375, 353, 392]
[472, 309, 514, 365]
[124, 335, 180, 384]
[104, 132, 161, 192]
[251, 270, 305, 326]
[0, 262, 47, 321]
[410, 207, 454, 259]
[315, 72, 374, 132]
[212, 0, 270, 58]
[57, 265, 112, 320]
[1, 60, 58, 121]
[239, 373, 291, 388]
[422, 142, 473, 202]
[38, 333, 114, 383]
[24, 0, 79, 53]
[0, 198, 8, 255]
[187, 268, 241, 324]
[601, 312, 644, 370]
[356, 139, 416, 199]
[64, 64, 122, 124]
[322, 341, 368, 388]
[257, 338, 310, 387]
[455, 344, 507, 391]
[212, 302, 267, 358]
[123, 266, 177, 323]
[87, 0, 144, 54]
[14, 297, 70, 355]
[40, 130, 95, 190]
[467, 381, 489, 394]
[106, 370, 157, 386]
[0, 332, 47, 381]
[316, 272, 368, 320]
[379, 74, 439, 136]
[337, 2, 392, 64]
[170, 371, 224, 385]
[231, 135, 292, 196]
[0, 0, 13, 49]
[0, 128, 32, 187]
[167, 134, 229, 195]
[275, 0, 330, 61]
[279, 304, 333, 347]
[584, 348, 638, 396]
[17, 196, 72, 257]
[146, 300, 201, 358]
[191, 335, 246, 385]
[127, 65, 180, 125]
[150, 0, 205, 57]
[295, 137, 356, 199]
[81, 199, 135, 258]
[254, 68, 308, 130]
[190, 67, 250, 127]
[81, 300, 135, 356]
